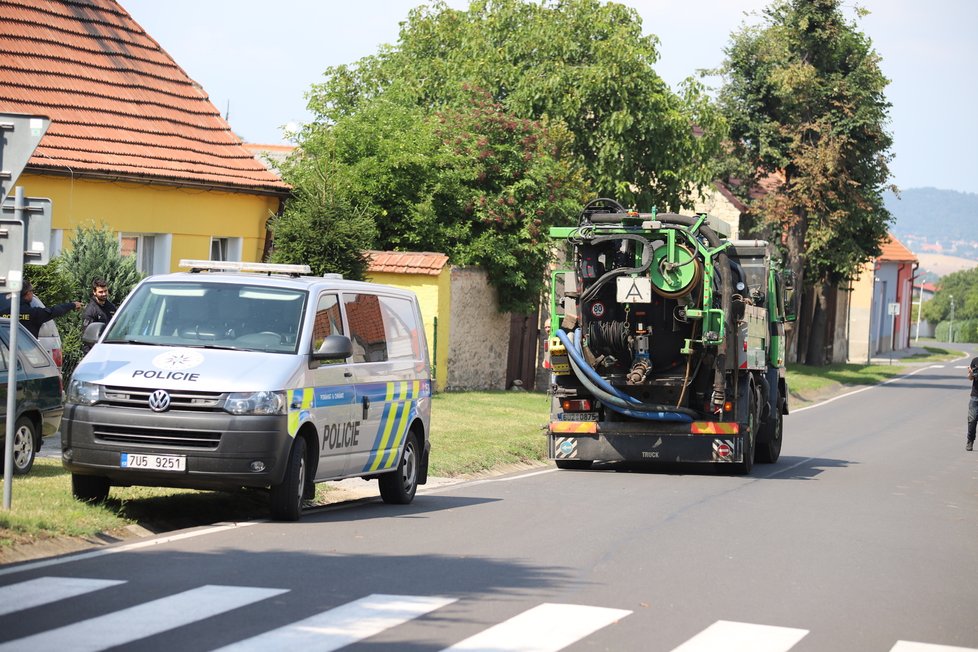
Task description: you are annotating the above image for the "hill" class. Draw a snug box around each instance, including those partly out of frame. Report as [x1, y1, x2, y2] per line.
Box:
[885, 188, 978, 262]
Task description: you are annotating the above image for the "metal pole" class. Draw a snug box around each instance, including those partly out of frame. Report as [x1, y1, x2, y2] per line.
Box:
[950, 295, 955, 343]
[3, 296, 22, 511]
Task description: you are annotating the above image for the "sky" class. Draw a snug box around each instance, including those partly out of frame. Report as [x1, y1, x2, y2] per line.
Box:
[123, 0, 978, 196]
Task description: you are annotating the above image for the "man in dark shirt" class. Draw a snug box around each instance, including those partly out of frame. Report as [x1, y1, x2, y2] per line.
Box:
[0, 280, 82, 339]
[967, 357, 978, 451]
[81, 277, 117, 353]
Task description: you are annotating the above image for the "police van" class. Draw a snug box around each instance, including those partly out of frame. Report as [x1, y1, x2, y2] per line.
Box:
[61, 260, 432, 520]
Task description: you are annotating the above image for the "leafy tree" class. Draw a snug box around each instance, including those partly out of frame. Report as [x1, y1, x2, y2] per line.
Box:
[716, 0, 894, 364]
[306, 0, 725, 213]
[26, 222, 142, 377]
[282, 88, 585, 312]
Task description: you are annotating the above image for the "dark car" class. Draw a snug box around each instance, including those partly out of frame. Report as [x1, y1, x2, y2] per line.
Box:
[0, 319, 64, 474]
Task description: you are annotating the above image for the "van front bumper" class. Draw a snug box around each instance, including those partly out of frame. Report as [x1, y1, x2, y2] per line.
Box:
[61, 404, 293, 490]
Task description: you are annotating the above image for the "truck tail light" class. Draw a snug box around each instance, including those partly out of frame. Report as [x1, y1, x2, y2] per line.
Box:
[561, 398, 593, 412]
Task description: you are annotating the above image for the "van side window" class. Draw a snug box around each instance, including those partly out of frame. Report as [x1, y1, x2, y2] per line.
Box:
[313, 294, 343, 351]
[379, 296, 421, 361]
[344, 293, 387, 364]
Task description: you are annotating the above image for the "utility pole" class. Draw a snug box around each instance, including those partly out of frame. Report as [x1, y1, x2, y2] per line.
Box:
[949, 294, 955, 343]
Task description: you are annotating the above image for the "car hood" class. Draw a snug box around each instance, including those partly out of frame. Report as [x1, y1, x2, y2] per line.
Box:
[71, 345, 301, 391]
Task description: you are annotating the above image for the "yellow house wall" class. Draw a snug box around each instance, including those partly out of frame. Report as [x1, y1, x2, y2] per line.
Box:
[20, 173, 281, 269]
[847, 262, 875, 363]
[366, 270, 450, 392]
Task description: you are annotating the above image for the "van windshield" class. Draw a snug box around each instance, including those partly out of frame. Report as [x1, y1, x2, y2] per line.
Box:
[104, 281, 307, 354]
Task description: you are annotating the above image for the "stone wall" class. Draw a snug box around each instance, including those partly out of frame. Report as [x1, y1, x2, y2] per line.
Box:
[446, 267, 511, 390]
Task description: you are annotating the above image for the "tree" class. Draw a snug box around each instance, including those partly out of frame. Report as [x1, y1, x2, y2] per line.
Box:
[306, 0, 725, 213]
[26, 222, 143, 377]
[281, 87, 586, 312]
[716, 0, 894, 364]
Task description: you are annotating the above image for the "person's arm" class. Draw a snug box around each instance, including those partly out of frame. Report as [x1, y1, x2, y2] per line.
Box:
[47, 300, 82, 320]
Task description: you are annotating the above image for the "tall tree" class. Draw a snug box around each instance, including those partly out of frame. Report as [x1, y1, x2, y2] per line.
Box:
[306, 0, 725, 212]
[717, 0, 894, 364]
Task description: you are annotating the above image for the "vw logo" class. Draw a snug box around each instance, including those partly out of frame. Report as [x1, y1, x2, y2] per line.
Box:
[148, 389, 171, 412]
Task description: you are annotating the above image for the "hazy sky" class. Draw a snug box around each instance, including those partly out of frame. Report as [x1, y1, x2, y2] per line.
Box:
[123, 0, 978, 196]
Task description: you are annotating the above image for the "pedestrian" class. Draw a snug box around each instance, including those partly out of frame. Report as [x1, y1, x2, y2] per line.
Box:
[0, 280, 82, 339]
[81, 277, 117, 353]
[968, 357, 978, 451]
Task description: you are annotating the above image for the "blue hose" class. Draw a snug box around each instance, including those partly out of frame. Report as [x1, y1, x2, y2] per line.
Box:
[556, 329, 694, 423]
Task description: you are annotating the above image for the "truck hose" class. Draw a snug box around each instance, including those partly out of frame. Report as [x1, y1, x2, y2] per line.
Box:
[556, 329, 696, 421]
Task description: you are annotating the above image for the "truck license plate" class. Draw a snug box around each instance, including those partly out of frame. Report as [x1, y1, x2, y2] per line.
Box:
[557, 412, 598, 421]
[121, 453, 186, 472]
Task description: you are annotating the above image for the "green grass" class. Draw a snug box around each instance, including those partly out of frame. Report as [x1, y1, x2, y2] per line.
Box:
[0, 391, 552, 549]
[0, 349, 963, 549]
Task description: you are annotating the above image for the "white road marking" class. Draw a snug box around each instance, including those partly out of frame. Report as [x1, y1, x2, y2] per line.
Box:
[0, 577, 124, 616]
[670, 620, 808, 652]
[216, 594, 456, 651]
[0, 584, 286, 651]
[891, 642, 978, 651]
[441, 602, 631, 652]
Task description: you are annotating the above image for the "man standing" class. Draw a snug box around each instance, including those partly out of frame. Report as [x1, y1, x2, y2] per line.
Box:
[82, 278, 117, 353]
[0, 280, 82, 338]
[968, 357, 978, 451]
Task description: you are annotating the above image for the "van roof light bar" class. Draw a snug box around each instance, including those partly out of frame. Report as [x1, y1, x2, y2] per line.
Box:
[179, 260, 312, 277]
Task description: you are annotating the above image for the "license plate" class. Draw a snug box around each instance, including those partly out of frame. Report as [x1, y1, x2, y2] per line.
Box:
[120, 453, 186, 472]
[557, 412, 598, 421]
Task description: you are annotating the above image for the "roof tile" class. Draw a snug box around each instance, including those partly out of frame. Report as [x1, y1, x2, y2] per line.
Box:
[0, 0, 288, 195]
[366, 250, 450, 276]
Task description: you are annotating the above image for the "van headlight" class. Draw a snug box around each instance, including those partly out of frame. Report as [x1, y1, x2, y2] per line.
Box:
[225, 390, 286, 415]
[67, 379, 102, 405]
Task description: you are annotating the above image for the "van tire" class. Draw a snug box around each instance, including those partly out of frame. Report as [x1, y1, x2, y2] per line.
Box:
[72, 474, 110, 503]
[271, 437, 306, 521]
[379, 431, 419, 505]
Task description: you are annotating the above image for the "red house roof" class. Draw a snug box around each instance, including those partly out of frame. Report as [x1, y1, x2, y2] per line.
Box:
[878, 234, 916, 262]
[367, 251, 449, 276]
[0, 0, 288, 195]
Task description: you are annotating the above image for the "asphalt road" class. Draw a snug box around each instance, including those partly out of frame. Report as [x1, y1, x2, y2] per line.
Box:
[3, 355, 977, 651]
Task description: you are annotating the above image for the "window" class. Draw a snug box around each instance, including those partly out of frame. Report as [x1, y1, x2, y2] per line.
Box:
[344, 293, 387, 364]
[121, 233, 172, 275]
[379, 296, 420, 361]
[121, 233, 155, 275]
[313, 294, 343, 351]
[210, 237, 242, 262]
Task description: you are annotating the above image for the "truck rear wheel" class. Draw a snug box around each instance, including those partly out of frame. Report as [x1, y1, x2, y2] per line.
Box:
[734, 382, 757, 474]
[756, 391, 783, 464]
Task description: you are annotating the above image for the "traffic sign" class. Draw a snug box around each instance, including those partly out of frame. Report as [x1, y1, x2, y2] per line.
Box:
[0, 218, 25, 289]
[0, 113, 50, 202]
[1, 195, 52, 264]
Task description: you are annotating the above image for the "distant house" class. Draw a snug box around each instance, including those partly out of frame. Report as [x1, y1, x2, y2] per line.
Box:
[366, 251, 523, 392]
[0, 0, 289, 274]
[912, 281, 938, 339]
[848, 234, 918, 362]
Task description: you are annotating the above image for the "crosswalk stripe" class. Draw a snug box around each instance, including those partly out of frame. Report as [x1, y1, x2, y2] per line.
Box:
[0, 584, 287, 652]
[891, 642, 978, 651]
[215, 593, 456, 651]
[670, 620, 809, 652]
[0, 577, 124, 617]
[441, 602, 632, 652]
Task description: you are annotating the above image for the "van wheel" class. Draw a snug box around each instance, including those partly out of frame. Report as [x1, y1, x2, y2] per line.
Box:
[10, 417, 37, 475]
[379, 431, 419, 505]
[271, 437, 306, 521]
[72, 474, 110, 502]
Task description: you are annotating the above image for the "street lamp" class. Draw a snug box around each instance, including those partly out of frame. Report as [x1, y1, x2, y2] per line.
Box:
[949, 294, 955, 343]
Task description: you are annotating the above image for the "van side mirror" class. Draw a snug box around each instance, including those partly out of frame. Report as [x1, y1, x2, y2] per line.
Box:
[312, 334, 352, 363]
[82, 321, 105, 346]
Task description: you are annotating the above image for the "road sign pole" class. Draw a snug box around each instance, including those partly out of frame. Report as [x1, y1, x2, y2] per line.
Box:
[3, 276, 22, 510]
